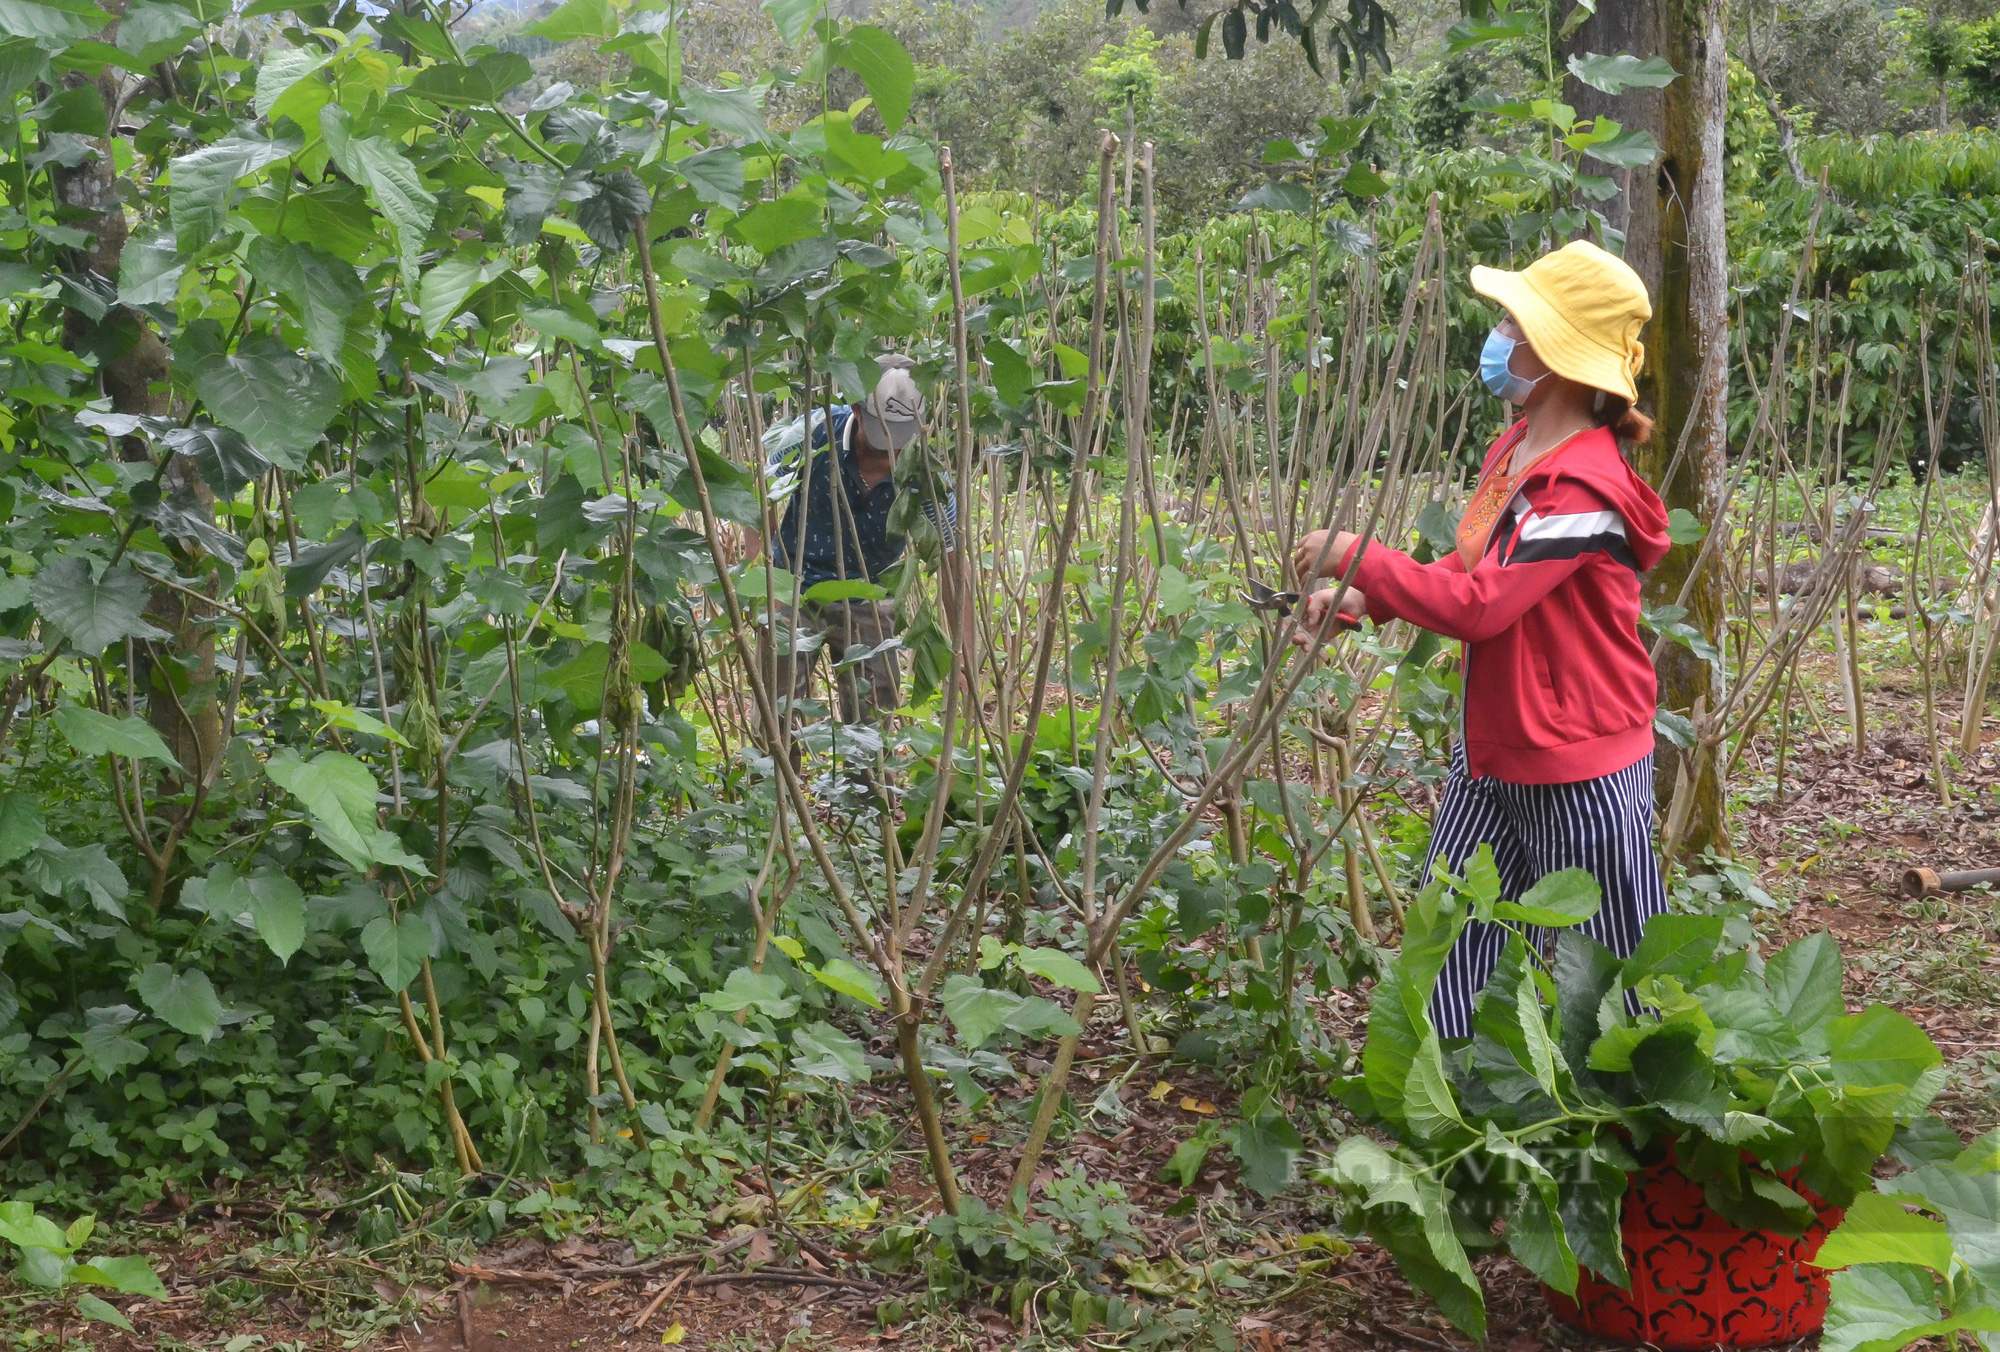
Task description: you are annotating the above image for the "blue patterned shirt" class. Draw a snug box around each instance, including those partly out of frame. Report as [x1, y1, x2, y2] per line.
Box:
[768, 407, 955, 590]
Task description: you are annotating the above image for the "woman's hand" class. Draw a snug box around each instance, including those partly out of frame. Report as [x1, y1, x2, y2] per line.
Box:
[1290, 586, 1367, 649]
[1293, 530, 1362, 585]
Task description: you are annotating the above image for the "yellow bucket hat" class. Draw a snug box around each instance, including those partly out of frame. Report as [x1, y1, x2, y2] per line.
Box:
[1470, 240, 1652, 405]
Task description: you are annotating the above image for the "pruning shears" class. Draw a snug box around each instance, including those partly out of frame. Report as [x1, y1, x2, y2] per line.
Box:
[1240, 579, 1301, 618]
[1242, 577, 1362, 635]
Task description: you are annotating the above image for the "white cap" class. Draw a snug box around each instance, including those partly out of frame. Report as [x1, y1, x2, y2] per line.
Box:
[860, 357, 924, 451]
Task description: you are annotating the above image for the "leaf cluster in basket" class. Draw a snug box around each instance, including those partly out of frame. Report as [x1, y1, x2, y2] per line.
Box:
[1316, 846, 1945, 1341]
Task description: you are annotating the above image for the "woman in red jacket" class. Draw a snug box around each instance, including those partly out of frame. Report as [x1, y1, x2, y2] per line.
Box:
[1294, 240, 1671, 1037]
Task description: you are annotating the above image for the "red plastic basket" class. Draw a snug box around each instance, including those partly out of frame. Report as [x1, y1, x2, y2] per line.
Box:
[1542, 1154, 1842, 1351]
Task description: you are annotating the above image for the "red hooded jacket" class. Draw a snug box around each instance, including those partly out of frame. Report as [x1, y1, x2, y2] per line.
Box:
[1335, 423, 1670, 784]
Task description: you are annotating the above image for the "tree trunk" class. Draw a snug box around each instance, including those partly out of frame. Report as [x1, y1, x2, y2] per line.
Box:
[50, 9, 223, 783]
[1565, 0, 1731, 860]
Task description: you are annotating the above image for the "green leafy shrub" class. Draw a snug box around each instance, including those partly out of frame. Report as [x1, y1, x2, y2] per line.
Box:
[1961, 15, 2000, 111]
[1322, 850, 1943, 1342]
[927, 1169, 1145, 1333]
[1816, 1131, 2000, 1351]
[0, 1200, 167, 1344]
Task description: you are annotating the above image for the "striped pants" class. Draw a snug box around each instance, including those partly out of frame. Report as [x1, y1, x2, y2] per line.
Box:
[1423, 743, 1665, 1038]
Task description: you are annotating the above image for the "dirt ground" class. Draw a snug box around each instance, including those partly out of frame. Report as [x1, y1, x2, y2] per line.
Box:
[32, 643, 2000, 1352]
[1737, 660, 2000, 1122]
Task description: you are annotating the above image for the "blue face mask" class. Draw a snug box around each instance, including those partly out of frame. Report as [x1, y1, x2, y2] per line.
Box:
[1479, 328, 1545, 404]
